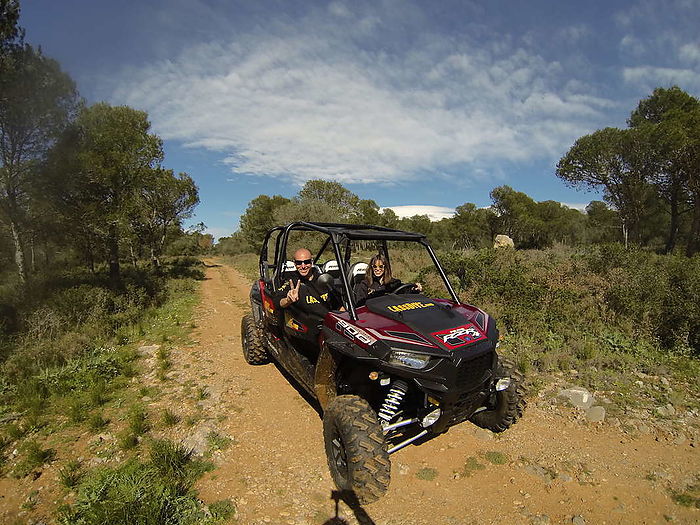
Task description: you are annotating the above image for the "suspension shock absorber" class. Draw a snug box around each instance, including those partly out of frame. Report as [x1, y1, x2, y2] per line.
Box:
[378, 380, 408, 425]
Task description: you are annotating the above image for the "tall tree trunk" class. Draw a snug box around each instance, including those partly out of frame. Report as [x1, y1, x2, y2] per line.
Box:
[129, 242, 138, 269]
[87, 245, 95, 274]
[686, 196, 700, 257]
[665, 179, 682, 254]
[107, 222, 122, 289]
[665, 197, 679, 253]
[150, 243, 160, 267]
[30, 234, 36, 273]
[10, 219, 27, 284]
[150, 245, 161, 273]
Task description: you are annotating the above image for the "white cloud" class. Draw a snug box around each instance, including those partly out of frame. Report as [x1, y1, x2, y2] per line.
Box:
[205, 226, 235, 241]
[620, 35, 646, 56]
[558, 24, 590, 43]
[384, 205, 455, 221]
[622, 66, 700, 90]
[679, 43, 700, 63]
[561, 202, 589, 212]
[112, 2, 614, 186]
[328, 1, 351, 18]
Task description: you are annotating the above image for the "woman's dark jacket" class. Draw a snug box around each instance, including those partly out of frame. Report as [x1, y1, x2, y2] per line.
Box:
[353, 277, 402, 303]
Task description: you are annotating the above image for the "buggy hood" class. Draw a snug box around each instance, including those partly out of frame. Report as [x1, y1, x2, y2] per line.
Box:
[363, 293, 493, 352]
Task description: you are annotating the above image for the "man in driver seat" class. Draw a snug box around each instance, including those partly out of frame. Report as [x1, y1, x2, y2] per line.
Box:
[275, 248, 342, 322]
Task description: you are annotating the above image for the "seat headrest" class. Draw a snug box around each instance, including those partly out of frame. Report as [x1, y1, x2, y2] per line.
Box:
[351, 262, 368, 276]
[323, 260, 340, 273]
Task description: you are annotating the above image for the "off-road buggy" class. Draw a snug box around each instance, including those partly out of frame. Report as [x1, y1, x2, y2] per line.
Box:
[242, 222, 525, 503]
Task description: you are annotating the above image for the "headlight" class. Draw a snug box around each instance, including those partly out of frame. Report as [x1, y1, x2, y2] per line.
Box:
[421, 408, 442, 428]
[388, 349, 431, 369]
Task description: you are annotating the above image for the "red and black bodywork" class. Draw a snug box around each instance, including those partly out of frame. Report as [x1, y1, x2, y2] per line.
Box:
[249, 222, 509, 451]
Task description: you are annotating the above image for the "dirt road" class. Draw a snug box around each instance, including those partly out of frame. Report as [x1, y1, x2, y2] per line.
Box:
[179, 261, 698, 524]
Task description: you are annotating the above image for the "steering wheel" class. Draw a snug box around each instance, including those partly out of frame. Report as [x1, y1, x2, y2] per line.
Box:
[393, 283, 418, 294]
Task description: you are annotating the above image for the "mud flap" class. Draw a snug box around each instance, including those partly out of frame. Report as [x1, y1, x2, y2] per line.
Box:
[315, 342, 339, 411]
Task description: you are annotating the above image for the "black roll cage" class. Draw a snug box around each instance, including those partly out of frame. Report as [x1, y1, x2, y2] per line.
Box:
[259, 222, 460, 320]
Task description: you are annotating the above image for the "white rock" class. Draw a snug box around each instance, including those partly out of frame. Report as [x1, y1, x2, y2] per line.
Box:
[586, 406, 606, 423]
[558, 387, 595, 409]
[493, 234, 515, 248]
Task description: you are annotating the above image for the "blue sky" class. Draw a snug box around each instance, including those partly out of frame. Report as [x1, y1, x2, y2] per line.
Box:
[20, 0, 700, 239]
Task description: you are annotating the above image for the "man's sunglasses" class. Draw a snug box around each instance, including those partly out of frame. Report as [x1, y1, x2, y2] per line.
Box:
[294, 259, 313, 266]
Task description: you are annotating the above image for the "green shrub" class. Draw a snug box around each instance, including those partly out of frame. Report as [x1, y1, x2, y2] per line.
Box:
[47, 285, 112, 326]
[87, 413, 109, 432]
[117, 431, 139, 450]
[482, 451, 509, 465]
[58, 459, 83, 489]
[422, 246, 700, 401]
[415, 467, 438, 481]
[206, 431, 232, 452]
[208, 499, 236, 520]
[5, 422, 26, 440]
[127, 406, 150, 435]
[66, 396, 89, 423]
[14, 440, 55, 478]
[57, 459, 203, 525]
[167, 257, 205, 280]
[161, 409, 180, 427]
[59, 438, 216, 524]
[149, 439, 194, 483]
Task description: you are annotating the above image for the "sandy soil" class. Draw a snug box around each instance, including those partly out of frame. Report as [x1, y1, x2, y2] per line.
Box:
[188, 261, 699, 525]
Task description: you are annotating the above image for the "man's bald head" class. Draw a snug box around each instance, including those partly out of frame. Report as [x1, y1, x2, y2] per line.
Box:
[293, 248, 313, 278]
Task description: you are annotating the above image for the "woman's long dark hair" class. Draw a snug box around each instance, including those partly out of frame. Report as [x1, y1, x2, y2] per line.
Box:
[364, 254, 392, 286]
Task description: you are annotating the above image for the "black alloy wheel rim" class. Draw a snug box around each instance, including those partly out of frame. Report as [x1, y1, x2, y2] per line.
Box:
[331, 429, 348, 482]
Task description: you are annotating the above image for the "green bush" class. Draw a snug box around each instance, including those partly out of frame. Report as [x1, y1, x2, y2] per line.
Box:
[14, 440, 55, 478]
[58, 460, 202, 525]
[58, 460, 83, 489]
[422, 246, 700, 390]
[166, 257, 205, 280]
[59, 439, 217, 525]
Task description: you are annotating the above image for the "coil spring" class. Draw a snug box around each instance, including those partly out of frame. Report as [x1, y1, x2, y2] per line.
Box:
[378, 380, 408, 422]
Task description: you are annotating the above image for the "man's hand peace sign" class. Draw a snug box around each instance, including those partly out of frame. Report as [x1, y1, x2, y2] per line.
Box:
[286, 279, 300, 304]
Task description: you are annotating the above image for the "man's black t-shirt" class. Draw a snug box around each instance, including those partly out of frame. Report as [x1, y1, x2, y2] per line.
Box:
[274, 273, 340, 318]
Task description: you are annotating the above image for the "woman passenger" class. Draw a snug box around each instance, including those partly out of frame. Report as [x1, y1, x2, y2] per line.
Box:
[353, 254, 422, 303]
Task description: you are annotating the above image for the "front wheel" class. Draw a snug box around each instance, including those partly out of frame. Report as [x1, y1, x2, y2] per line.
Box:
[241, 314, 270, 365]
[470, 358, 526, 432]
[323, 395, 390, 504]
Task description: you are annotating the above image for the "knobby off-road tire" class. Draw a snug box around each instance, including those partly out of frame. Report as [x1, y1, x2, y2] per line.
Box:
[241, 313, 270, 365]
[470, 358, 526, 432]
[323, 395, 391, 504]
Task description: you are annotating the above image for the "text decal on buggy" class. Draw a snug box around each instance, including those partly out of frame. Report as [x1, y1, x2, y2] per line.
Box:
[387, 301, 436, 313]
[336, 319, 376, 346]
[431, 323, 486, 349]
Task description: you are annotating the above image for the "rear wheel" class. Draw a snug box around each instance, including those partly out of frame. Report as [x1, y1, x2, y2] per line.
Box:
[241, 314, 269, 365]
[470, 358, 526, 432]
[323, 395, 390, 504]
